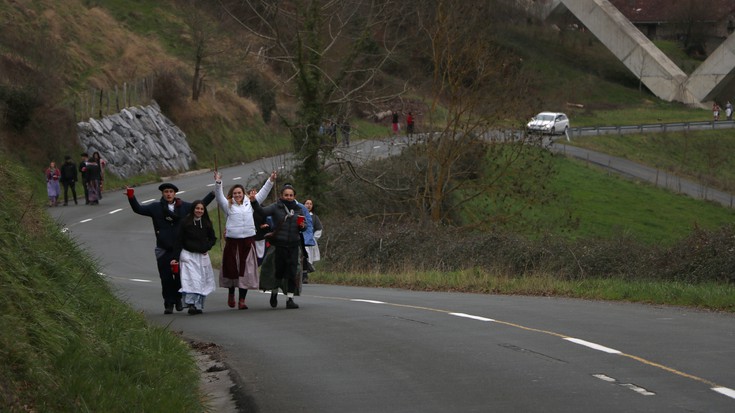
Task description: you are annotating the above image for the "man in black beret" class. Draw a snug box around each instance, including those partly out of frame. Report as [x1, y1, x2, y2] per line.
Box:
[126, 182, 215, 314]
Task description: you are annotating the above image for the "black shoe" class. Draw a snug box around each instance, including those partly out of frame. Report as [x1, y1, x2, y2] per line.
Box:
[188, 305, 196, 315]
[164, 304, 174, 314]
[286, 298, 299, 309]
[195, 309, 203, 314]
[270, 292, 278, 308]
[175, 299, 183, 312]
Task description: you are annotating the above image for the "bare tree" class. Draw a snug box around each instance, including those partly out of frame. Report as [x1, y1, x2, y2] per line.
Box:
[180, 0, 231, 101]
[219, 0, 410, 196]
[412, 0, 555, 225]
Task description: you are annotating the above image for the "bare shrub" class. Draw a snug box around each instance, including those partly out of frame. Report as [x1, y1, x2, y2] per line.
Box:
[151, 69, 188, 116]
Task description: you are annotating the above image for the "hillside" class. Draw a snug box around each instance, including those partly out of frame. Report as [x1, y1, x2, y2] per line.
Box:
[1, 0, 711, 177]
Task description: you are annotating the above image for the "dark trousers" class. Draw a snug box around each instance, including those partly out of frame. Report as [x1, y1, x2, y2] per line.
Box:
[82, 180, 89, 204]
[155, 248, 181, 306]
[62, 181, 77, 204]
[274, 245, 300, 294]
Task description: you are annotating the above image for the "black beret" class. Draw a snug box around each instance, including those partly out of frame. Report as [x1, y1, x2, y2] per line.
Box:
[158, 183, 179, 192]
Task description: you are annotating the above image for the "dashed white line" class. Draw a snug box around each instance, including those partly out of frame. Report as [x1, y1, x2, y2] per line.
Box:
[109, 209, 123, 214]
[351, 299, 385, 304]
[142, 199, 155, 204]
[593, 374, 655, 396]
[450, 312, 495, 322]
[80, 218, 92, 223]
[713, 387, 735, 400]
[130, 279, 153, 283]
[207, 183, 215, 187]
[564, 338, 621, 354]
[233, 177, 242, 180]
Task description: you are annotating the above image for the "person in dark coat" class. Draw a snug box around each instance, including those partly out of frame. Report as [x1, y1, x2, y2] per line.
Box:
[252, 183, 307, 309]
[79, 153, 90, 204]
[59, 155, 78, 206]
[126, 183, 215, 314]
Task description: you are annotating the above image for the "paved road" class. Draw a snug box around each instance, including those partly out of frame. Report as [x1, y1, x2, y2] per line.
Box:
[552, 141, 735, 208]
[49, 139, 735, 412]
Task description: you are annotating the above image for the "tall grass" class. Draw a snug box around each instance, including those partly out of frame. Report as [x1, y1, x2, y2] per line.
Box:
[0, 153, 205, 412]
[312, 270, 735, 312]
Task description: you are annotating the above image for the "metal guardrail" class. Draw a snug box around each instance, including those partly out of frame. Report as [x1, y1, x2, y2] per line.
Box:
[568, 120, 735, 138]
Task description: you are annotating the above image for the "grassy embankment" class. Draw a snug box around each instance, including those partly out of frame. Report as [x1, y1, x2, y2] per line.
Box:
[0, 153, 206, 412]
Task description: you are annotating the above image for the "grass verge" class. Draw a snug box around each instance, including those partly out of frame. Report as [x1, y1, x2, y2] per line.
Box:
[0, 152, 205, 412]
[311, 270, 735, 313]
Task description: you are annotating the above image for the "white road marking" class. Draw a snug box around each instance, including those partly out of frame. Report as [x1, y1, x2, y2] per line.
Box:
[130, 279, 153, 283]
[593, 374, 655, 396]
[178, 190, 187, 194]
[207, 183, 215, 187]
[713, 387, 735, 400]
[592, 374, 616, 382]
[80, 218, 92, 223]
[109, 209, 123, 214]
[620, 383, 655, 396]
[564, 338, 621, 354]
[142, 199, 155, 204]
[351, 299, 385, 304]
[450, 312, 495, 322]
[233, 177, 242, 180]
[373, 145, 381, 149]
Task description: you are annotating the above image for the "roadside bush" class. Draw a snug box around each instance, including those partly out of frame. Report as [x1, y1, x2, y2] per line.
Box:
[0, 85, 40, 131]
[237, 73, 276, 123]
[151, 69, 187, 115]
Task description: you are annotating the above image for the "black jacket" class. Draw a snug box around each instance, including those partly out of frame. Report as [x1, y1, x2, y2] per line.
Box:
[174, 218, 216, 258]
[251, 199, 304, 247]
[60, 161, 77, 183]
[128, 192, 215, 251]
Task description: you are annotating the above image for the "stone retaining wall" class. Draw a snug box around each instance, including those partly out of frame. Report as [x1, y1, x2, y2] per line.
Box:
[77, 102, 196, 178]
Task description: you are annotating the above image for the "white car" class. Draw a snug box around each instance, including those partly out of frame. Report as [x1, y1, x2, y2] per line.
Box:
[527, 112, 569, 135]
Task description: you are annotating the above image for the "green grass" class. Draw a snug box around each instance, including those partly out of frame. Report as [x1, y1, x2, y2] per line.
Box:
[0, 153, 205, 412]
[543, 157, 735, 244]
[568, 131, 735, 191]
[311, 270, 735, 312]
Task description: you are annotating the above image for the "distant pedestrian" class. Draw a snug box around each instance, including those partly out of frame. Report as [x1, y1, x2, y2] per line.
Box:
[45, 161, 61, 207]
[92, 151, 106, 199]
[726, 101, 733, 121]
[85, 157, 101, 205]
[406, 111, 415, 138]
[391, 110, 399, 135]
[79, 153, 90, 204]
[340, 120, 351, 146]
[59, 155, 78, 206]
[713, 102, 720, 121]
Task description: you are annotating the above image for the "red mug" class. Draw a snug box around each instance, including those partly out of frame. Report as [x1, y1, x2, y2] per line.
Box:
[171, 262, 179, 274]
[126, 188, 134, 197]
[297, 215, 305, 227]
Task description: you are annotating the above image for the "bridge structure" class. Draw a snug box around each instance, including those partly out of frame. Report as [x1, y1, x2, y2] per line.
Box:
[532, 0, 735, 108]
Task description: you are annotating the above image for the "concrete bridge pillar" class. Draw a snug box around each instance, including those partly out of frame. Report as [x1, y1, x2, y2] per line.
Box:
[529, 0, 735, 107]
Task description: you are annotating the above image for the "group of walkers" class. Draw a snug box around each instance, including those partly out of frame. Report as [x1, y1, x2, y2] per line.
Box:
[127, 171, 322, 315]
[46, 151, 105, 207]
[713, 101, 733, 121]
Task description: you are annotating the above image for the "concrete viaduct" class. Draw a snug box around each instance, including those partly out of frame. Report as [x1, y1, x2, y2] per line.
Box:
[533, 0, 735, 108]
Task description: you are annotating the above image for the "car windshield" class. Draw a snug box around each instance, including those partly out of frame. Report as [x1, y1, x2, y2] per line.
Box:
[536, 114, 555, 121]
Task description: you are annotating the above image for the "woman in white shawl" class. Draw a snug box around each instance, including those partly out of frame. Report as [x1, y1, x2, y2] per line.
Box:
[214, 170, 276, 309]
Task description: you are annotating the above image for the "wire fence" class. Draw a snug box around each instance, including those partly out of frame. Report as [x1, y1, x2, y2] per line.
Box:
[72, 76, 155, 121]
